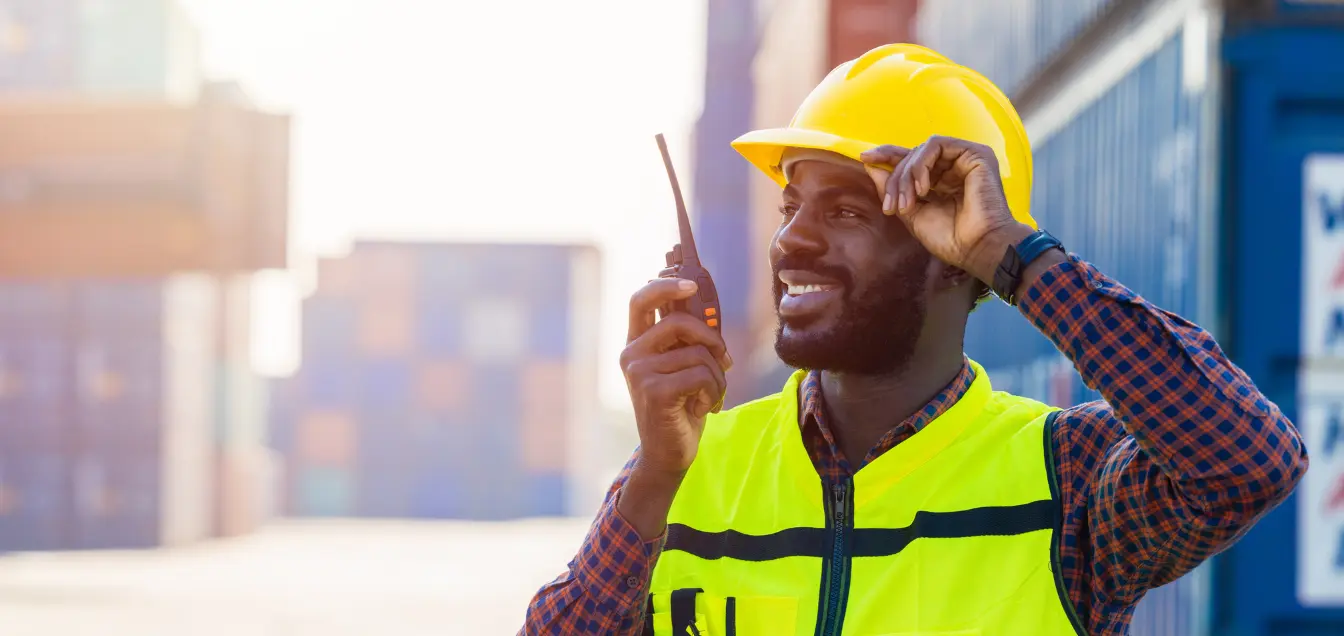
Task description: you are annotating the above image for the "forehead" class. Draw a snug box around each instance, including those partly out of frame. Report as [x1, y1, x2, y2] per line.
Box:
[785, 160, 875, 198]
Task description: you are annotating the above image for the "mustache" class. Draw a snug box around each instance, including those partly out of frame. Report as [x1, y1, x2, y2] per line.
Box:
[771, 255, 853, 290]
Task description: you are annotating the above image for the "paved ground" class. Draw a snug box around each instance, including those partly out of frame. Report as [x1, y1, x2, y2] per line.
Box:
[0, 519, 593, 635]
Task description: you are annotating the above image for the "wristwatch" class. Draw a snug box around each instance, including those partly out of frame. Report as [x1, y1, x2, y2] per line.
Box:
[991, 229, 1065, 306]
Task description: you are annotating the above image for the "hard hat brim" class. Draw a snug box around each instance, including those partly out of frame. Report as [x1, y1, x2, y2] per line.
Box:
[731, 128, 880, 187]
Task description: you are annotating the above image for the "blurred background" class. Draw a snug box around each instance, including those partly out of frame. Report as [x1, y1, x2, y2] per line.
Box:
[0, 0, 1341, 634]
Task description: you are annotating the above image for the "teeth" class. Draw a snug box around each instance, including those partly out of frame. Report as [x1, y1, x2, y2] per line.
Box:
[787, 284, 834, 295]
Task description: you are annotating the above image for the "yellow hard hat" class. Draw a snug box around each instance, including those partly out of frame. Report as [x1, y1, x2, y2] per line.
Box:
[732, 43, 1036, 228]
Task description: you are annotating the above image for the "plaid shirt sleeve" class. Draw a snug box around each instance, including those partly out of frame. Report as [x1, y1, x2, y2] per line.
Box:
[521, 449, 665, 635]
[1020, 254, 1308, 612]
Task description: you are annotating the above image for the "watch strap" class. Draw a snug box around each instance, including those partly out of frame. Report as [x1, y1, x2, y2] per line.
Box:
[991, 230, 1064, 306]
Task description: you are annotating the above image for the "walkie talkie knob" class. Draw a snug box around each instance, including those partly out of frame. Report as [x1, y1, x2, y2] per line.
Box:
[671, 244, 683, 265]
[665, 251, 675, 267]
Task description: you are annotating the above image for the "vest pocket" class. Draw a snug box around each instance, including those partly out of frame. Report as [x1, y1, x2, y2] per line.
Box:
[646, 589, 798, 636]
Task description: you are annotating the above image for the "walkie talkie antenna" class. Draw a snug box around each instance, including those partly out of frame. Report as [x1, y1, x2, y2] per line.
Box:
[655, 133, 699, 265]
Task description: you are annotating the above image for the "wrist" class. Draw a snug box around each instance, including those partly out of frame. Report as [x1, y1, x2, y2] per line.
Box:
[618, 462, 686, 540]
[966, 222, 1036, 284]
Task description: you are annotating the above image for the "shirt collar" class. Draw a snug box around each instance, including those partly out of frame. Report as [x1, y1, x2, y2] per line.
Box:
[798, 357, 977, 435]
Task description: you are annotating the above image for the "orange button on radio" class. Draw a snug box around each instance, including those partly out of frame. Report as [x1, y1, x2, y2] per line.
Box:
[706, 318, 719, 327]
[704, 307, 717, 317]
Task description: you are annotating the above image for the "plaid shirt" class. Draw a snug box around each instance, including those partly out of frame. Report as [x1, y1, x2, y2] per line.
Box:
[522, 254, 1307, 635]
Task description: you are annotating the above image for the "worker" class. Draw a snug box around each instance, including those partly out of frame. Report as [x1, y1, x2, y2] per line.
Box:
[521, 44, 1307, 635]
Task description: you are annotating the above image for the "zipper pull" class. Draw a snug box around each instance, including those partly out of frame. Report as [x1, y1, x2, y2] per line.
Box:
[833, 484, 846, 521]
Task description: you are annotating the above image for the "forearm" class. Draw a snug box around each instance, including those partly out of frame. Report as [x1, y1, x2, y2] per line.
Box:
[1020, 254, 1307, 519]
[521, 451, 669, 635]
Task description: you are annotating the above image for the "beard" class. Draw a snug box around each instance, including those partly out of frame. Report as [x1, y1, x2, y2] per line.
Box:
[773, 250, 931, 375]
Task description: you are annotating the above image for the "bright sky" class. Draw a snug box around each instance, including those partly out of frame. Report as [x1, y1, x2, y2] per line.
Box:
[179, 0, 707, 411]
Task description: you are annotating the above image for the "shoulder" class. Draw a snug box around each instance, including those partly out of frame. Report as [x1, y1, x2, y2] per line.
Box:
[1048, 400, 1128, 473]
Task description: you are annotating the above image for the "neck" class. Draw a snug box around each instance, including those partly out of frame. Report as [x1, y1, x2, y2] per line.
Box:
[818, 346, 965, 453]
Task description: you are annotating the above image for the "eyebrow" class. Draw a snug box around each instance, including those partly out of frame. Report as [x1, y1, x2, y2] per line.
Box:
[783, 184, 872, 200]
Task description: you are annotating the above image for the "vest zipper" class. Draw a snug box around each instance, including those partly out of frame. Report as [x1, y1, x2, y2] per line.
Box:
[817, 478, 852, 636]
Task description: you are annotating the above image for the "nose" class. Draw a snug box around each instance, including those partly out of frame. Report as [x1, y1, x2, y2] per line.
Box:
[774, 205, 826, 258]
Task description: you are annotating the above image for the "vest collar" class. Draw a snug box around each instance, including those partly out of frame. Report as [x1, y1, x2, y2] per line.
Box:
[771, 359, 995, 498]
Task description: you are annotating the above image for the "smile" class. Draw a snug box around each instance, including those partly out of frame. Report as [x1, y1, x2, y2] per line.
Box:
[786, 284, 839, 296]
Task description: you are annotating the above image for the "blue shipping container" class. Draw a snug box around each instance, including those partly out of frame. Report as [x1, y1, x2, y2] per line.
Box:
[1217, 25, 1344, 636]
[917, 0, 1118, 97]
[946, 2, 1344, 633]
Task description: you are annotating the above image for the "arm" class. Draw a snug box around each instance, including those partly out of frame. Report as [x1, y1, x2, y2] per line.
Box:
[862, 135, 1306, 606]
[521, 449, 666, 635]
[1019, 253, 1308, 603]
[521, 276, 730, 634]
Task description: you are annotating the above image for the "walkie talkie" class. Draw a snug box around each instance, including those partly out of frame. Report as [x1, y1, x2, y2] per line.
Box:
[654, 133, 725, 411]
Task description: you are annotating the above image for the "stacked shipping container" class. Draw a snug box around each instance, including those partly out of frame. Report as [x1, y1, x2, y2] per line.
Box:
[920, 0, 1344, 633]
[0, 0, 287, 550]
[0, 277, 221, 550]
[275, 241, 602, 521]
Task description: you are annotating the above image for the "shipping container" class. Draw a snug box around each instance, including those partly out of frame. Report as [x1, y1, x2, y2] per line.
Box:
[916, 0, 1119, 98]
[0, 0, 81, 92]
[694, 0, 758, 409]
[0, 0, 199, 98]
[0, 90, 291, 277]
[917, 1, 1344, 634]
[0, 275, 223, 551]
[74, 0, 201, 101]
[281, 241, 603, 520]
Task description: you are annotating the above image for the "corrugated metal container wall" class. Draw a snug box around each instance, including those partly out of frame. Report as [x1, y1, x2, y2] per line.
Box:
[916, 0, 1117, 97]
[963, 20, 1213, 636]
[284, 242, 602, 521]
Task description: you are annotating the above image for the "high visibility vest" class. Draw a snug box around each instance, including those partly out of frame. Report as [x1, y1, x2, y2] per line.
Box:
[645, 359, 1086, 636]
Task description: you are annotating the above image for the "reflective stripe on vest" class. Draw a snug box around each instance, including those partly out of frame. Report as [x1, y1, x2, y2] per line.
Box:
[646, 359, 1086, 636]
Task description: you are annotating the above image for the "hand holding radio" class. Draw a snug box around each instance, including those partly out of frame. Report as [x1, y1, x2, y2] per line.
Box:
[618, 134, 731, 483]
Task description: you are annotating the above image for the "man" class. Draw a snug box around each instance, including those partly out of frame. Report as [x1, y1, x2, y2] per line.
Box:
[522, 44, 1306, 635]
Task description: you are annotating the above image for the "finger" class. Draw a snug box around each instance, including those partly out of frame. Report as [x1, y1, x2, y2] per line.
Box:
[859, 144, 911, 169]
[865, 165, 892, 202]
[658, 365, 720, 419]
[639, 345, 727, 403]
[627, 278, 698, 343]
[629, 312, 730, 367]
[925, 136, 988, 188]
[904, 141, 948, 214]
[925, 157, 959, 194]
[884, 143, 923, 215]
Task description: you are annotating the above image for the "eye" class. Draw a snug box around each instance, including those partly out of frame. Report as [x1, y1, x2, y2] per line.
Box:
[778, 204, 799, 217]
[836, 208, 861, 219]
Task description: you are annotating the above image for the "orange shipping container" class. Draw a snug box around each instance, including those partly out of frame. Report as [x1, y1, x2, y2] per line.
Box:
[520, 360, 570, 473]
[0, 89, 290, 277]
[296, 410, 357, 467]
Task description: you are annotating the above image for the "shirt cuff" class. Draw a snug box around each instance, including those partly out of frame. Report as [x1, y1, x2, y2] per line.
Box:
[573, 487, 666, 618]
